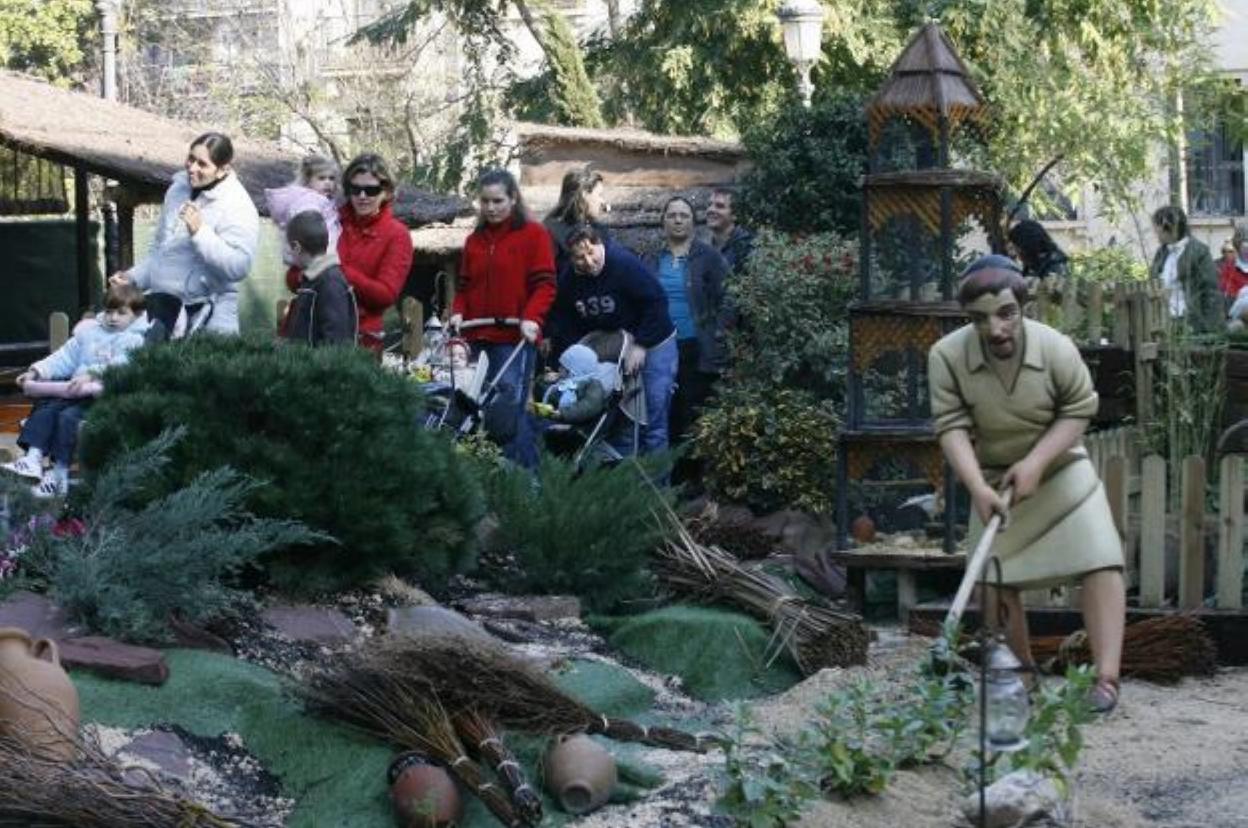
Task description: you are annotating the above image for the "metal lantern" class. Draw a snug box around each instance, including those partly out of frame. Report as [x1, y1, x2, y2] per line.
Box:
[984, 638, 1030, 752]
[777, 0, 825, 107]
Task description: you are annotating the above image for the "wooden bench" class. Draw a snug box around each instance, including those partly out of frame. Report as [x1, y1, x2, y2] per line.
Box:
[824, 547, 966, 623]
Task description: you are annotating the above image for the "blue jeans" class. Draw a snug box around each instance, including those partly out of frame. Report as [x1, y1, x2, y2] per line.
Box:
[640, 335, 678, 455]
[472, 340, 538, 469]
[19, 398, 89, 465]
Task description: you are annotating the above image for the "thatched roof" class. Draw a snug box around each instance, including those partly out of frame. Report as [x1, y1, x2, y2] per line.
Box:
[867, 23, 989, 148]
[0, 71, 466, 226]
[511, 122, 746, 162]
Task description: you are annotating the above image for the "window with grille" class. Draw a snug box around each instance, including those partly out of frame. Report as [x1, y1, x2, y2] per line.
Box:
[1186, 115, 1245, 217]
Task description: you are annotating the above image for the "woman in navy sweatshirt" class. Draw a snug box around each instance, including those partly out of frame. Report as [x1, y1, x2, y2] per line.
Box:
[548, 225, 678, 454]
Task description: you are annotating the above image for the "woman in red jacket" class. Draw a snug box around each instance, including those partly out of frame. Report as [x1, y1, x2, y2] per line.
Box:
[450, 169, 556, 468]
[287, 153, 412, 353]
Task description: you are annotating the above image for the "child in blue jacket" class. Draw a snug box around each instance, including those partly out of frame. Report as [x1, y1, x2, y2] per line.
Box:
[2, 284, 150, 498]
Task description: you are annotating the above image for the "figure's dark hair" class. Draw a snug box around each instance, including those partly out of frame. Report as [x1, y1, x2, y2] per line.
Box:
[287, 209, 330, 256]
[565, 224, 603, 248]
[189, 132, 234, 166]
[105, 282, 146, 312]
[662, 195, 695, 220]
[957, 254, 1029, 306]
[710, 187, 737, 208]
[342, 153, 396, 200]
[1007, 220, 1064, 272]
[476, 168, 529, 230]
[548, 167, 604, 225]
[1152, 205, 1188, 240]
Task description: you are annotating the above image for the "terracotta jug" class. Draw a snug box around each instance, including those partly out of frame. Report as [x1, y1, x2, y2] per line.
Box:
[543, 733, 617, 814]
[389, 752, 462, 828]
[0, 627, 79, 760]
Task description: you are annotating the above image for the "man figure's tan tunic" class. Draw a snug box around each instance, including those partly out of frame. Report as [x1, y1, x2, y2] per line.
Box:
[928, 318, 1123, 588]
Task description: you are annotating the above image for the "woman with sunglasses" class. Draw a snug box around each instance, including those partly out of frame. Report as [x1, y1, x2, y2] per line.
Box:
[289, 153, 413, 352]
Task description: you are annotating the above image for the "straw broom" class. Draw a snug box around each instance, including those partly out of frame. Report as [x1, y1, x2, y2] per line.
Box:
[370, 635, 716, 753]
[300, 661, 523, 827]
[652, 517, 870, 674]
[453, 710, 542, 826]
[0, 731, 239, 827]
[1029, 615, 1217, 683]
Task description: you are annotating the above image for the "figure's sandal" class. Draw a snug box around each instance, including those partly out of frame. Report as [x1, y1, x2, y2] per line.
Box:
[1086, 676, 1120, 714]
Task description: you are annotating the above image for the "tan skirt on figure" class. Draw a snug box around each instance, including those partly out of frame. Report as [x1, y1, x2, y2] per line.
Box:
[967, 458, 1124, 590]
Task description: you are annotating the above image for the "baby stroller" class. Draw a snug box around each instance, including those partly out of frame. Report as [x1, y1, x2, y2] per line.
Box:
[539, 329, 646, 468]
[417, 318, 529, 443]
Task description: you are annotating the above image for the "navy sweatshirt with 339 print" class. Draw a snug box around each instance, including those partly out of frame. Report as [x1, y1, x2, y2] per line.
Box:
[548, 242, 676, 356]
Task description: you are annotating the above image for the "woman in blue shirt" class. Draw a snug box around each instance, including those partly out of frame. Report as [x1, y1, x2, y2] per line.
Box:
[643, 196, 732, 445]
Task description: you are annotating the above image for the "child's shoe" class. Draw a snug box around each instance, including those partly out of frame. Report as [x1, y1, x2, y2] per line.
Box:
[2, 455, 43, 480]
[31, 471, 68, 499]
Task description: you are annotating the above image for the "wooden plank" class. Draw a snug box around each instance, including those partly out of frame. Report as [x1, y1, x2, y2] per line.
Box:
[1061, 277, 1080, 340]
[1217, 455, 1244, 610]
[1113, 283, 1131, 348]
[1139, 454, 1167, 607]
[48, 312, 70, 352]
[1180, 455, 1206, 610]
[401, 296, 423, 360]
[1106, 456, 1130, 581]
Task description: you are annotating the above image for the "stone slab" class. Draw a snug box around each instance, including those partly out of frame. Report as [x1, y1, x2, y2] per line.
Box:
[455, 594, 581, 623]
[60, 636, 169, 685]
[261, 604, 357, 646]
[0, 591, 73, 640]
[386, 606, 496, 645]
[123, 729, 193, 781]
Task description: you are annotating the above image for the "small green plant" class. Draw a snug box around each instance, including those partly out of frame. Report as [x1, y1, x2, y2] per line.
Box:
[42, 429, 327, 644]
[486, 456, 669, 613]
[806, 681, 894, 797]
[718, 705, 818, 828]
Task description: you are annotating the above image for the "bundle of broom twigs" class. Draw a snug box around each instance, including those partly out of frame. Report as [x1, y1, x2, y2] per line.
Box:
[1029, 615, 1217, 683]
[0, 730, 240, 827]
[653, 517, 869, 674]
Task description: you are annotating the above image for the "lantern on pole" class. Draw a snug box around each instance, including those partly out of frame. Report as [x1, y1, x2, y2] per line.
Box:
[777, 0, 825, 107]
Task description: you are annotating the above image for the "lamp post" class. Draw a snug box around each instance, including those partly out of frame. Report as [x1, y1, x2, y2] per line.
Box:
[94, 0, 121, 102]
[777, 0, 824, 108]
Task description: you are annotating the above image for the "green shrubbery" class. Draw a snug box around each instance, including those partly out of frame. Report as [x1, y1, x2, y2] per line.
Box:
[79, 336, 484, 595]
[485, 455, 668, 613]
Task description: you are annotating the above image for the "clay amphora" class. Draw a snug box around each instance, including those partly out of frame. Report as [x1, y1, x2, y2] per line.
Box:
[0, 627, 79, 760]
[389, 752, 462, 827]
[543, 733, 617, 814]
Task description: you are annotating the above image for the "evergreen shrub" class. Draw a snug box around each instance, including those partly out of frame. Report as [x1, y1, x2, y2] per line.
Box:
[38, 430, 325, 643]
[486, 456, 667, 613]
[737, 93, 868, 236]
[79, 336, 484, 594]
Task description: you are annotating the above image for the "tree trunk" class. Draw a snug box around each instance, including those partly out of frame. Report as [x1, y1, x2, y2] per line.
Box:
[605, 0, 621, 38]
[511, 0, 548, 53]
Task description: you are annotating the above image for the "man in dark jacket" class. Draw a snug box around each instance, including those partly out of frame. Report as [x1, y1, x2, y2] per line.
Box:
[1150, 205, 1222, 335]
[548, 226, 679, 454]
[705, 188, 754, 275]
[281, 210, 358, 346]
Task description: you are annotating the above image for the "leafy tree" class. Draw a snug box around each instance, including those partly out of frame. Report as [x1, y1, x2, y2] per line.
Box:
[0, 0, 96, 85]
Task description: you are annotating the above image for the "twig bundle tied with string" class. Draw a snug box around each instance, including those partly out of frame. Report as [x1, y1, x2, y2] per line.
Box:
[363, 635, 714, 753]
[0, 730, 239, 827]
[454, 709, 542, 826]
[299, 660, 523, 827]
[653, 518, 870, 674]
[1029, 615, 1217, 683]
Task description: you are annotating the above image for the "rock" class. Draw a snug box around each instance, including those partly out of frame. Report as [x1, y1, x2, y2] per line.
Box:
[168, 613, 233, 654]
[456, 594, 581, 623]
[716, 503, 756, 527]
[375, 574, 436, 607]
[851, 514, 876, 544]
[59, 636, 169, 685]
[961, 770, 1070, 828]
[0, 591, 73, 640]
[122, 729, 193, 781]
[893, 534, 917, 548]
[475, 514, 503, 553]
[386, 606, 496, 645]
[261, 604, 357, 646]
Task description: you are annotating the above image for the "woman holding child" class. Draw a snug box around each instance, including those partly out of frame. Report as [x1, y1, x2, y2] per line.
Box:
[111, 132, 259, 336]
[451, 169, 557, 469]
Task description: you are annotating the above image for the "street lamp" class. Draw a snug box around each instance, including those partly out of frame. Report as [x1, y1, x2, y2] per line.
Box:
[777, 0, 824, 108]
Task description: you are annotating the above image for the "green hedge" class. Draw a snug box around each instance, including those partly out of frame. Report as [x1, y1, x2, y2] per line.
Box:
[79, 336, 484, 595]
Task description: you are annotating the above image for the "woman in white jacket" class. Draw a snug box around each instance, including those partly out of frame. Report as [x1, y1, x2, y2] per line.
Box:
[111, 132, 259, 336]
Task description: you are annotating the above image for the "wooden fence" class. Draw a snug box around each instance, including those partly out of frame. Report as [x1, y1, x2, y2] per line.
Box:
[1039, 426, 1246, 611]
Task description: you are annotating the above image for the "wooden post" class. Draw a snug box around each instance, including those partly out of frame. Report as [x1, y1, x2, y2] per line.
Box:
[897, 570, 918, 625]
[1113, 283, 1131, 349]
[1036, 280, 1051, 322]
[1217, 455, 1244, 610]
[1088, 283, 1103, 343]
[74, 165, 91, 311]
[401, 296, 423, 361]
[1179, 455, 1206, 610]
[48, 312, 70, 352]
[1061, 277, 1080, 341]
[1106, 455, 1131, 581]
[1139, 455, 1167, 607]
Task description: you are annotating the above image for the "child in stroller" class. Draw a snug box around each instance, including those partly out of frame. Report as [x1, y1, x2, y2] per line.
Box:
[535, 330, 644, 464]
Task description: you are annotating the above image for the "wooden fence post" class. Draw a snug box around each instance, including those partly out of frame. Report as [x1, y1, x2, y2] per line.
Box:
[1106, 455, 1131, 581]
[1179, 455, 1206, 609]
[1217, 455, 1245, 610]
[401, 296, 423, 361]
[48, 312, 69, 352]
[1139, 455, 1167, 607]
[1088, 283, 1103, 344]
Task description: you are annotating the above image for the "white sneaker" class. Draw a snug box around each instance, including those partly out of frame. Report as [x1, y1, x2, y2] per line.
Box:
[2, 455, 43, 480]
[31, 472, 67, 499]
